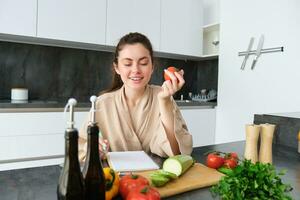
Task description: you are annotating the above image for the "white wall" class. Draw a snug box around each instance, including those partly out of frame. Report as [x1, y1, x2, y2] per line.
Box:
[216, 0, 300, 143]
[203, 0, 220, 25]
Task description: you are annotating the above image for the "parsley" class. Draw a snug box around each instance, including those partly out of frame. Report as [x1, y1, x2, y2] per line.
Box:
[210, 159, 293, 200]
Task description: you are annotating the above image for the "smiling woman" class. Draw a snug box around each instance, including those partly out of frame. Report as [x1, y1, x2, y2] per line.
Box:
[78, 32, 193, 161]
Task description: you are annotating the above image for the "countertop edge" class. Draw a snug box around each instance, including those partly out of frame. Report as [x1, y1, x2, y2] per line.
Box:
[0, 105, 216, 113]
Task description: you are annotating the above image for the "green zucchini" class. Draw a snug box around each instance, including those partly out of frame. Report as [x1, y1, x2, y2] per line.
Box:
[150, 174, 170, 187]
[162, 155, 194, 176]
[151, 170, 178, 180]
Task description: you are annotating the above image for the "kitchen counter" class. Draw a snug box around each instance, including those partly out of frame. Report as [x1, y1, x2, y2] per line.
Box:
[0, 100, 217, 113]
[0, 141, 299, 200]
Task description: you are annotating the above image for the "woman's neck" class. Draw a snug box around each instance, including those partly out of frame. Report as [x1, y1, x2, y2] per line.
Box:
[124, 86, 147, 107]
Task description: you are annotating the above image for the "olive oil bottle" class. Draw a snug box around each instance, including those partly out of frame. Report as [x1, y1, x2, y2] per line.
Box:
[57, 98, 85, 200]
[82, 96, 105, 199]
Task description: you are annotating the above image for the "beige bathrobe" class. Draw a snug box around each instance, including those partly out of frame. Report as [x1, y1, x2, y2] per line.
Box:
[78, 85, 193, 162]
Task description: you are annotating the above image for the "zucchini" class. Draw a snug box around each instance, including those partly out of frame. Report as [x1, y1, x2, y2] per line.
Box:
[151, 170, 178, 180]
[150, 174, 170, 187]
[162, 155, 194, 176]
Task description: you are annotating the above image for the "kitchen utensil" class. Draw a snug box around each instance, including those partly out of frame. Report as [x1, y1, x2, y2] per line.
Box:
[136, 163, 224, 198]
[251, 35, 264, 70]
[259, 123, 276, 164]
[244, 124, 260, 163]
[240, 37, 254, 70]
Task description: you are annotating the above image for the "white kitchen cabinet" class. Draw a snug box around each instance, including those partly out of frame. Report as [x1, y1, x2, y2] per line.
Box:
[106, 0, 160, 50]
[37, 0, 106, 44]
[0, 0, 37, 37]
[202, 0, 220, 56]
[181, 108, 216, 147]
[160, 0, 203, 57]
[202, 23, 219, 56]
[0, 111, 88, 171]
[203, 0, 220, 26]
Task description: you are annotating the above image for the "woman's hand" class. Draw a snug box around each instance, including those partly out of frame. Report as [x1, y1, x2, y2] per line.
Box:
[99, 138, 109, 160]
[158, 69, 185, 100]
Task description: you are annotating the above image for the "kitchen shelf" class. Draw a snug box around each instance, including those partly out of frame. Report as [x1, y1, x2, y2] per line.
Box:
[203, 23, 220, 56]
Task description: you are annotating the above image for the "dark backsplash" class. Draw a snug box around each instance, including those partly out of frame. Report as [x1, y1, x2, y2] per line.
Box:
[0, 41, 218, 102]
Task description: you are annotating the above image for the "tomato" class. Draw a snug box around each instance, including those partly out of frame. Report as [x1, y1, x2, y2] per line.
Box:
[223, 158, 238, 169]
[164, 66, 179, 82]
[206, 153, 225, 169]
[119, 174, 149, 199]
[229, 152, 238, 160]
[126, 185, 160, 200]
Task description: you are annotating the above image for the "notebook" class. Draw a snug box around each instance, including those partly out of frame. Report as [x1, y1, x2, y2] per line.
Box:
[107, 151, 160, 172]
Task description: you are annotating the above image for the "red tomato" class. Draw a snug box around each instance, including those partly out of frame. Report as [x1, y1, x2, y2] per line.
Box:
[229, 152, 238, 160]
[223, 158, 238, 169]
[206, 153, 225, 169]
[126, 185, 160, 200]
[120, 174, 149, 199]
[164, 66, 179, 82]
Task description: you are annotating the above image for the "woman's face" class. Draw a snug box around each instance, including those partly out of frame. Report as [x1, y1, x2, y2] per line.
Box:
[115, 43, 153, 91]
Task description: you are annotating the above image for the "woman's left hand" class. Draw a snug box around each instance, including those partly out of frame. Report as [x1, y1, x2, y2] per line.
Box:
[158, 69, 185, 100]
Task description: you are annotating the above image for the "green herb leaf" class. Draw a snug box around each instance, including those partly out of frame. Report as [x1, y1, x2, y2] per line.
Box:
[210, 159, 293, 200]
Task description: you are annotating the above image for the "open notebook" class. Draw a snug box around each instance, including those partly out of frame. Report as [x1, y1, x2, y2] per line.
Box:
[107, 151, 160, 172]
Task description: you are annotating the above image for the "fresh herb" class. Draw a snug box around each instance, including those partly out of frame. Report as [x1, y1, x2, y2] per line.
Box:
[211, 159, 293, 200]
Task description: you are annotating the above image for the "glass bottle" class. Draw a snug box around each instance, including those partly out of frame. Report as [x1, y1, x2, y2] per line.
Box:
[57, 98, 85, 200]
[82, 96, 105, 200]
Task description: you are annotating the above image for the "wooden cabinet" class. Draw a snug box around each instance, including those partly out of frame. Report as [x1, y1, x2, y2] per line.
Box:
[160, 0, 203, 56]
[181, 108, 216, 147]
[106, 0, 160, 49]
[37, 0, 107, 44]
[0, 111, 88, 171]
[0, 0, 37, 37]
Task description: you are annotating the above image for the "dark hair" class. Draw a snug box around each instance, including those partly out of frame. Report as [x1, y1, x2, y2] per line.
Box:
[101, 32, 154, 94]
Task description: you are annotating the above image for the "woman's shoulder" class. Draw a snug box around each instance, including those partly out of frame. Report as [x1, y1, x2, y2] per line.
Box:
[148, 84, 161, 93]
[96, 90, 118, 106]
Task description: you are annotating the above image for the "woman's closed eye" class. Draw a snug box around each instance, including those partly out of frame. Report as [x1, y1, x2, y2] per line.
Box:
[140, 62, 148, 66]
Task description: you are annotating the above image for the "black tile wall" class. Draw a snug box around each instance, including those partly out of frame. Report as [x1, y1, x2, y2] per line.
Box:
[0, 41, 218, 102]
[254, 114, 300, 150]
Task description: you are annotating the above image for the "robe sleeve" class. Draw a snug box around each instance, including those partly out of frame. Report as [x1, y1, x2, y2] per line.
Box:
[78, 115, 89, 163]
[149, 98, 193, 157]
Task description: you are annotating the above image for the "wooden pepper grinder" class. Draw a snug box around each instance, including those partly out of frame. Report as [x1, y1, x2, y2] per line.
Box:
[298, 130, 300, 153]
[244, 124, 261, 163]
[259, 123, 276, 164]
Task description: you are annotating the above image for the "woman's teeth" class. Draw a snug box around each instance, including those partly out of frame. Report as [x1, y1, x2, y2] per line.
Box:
[130, 77, 143, 81]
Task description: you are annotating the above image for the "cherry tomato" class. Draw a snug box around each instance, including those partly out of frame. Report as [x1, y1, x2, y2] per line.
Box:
[119, 174, 149, 199]
[164, 66, 179, 82]
[206, 153, 225, 169]
[223, 158, 238, 169]
[126, 185, 160, 200]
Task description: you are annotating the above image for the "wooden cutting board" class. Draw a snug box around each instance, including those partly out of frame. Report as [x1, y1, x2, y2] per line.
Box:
[136, 163, 224, 198]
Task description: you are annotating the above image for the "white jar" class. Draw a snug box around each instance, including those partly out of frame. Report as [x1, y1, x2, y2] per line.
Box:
[11, 88, 28, 101]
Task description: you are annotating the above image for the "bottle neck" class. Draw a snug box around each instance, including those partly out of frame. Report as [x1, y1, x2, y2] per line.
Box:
[86, 124, 101, 163]
[63, 128, 81, 168]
